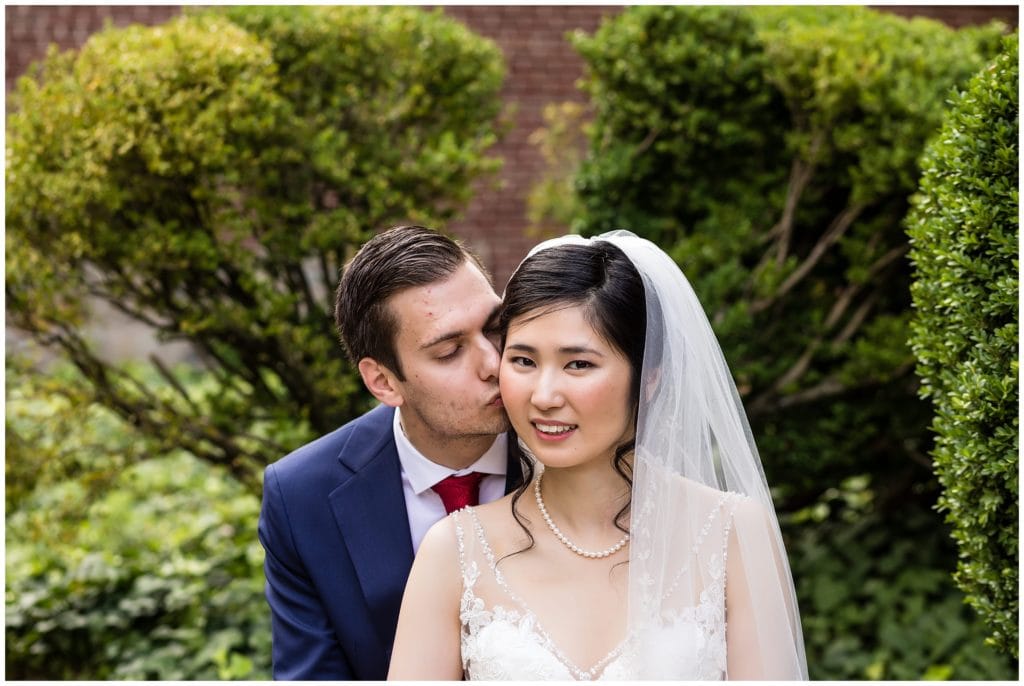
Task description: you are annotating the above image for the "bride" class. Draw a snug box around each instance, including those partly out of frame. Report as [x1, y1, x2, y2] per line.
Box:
[388, 231, 807, 680]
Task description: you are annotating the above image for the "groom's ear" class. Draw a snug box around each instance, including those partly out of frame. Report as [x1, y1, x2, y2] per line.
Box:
[358, 357, 404, 407]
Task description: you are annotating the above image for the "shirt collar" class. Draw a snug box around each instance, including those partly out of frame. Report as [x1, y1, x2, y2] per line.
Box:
[393, 407, 508, 495]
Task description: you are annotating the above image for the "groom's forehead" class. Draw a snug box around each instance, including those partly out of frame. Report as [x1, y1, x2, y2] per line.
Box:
[388, 267, 499, 339]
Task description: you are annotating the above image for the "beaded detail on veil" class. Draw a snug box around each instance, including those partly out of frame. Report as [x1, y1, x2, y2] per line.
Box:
[453, 492, 741, 681]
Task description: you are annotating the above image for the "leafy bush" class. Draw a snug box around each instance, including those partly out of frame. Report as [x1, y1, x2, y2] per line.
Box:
[6, 355, 133, 513]
[5, 7, 506, 492]
[526, 102, 591, 237]
[787, 477, 1015, 680]
[6, 457, 268, 679]
[6, 360, 268, 679]
[906, 33, 1019, 656]
[562, 6, 1007, 503]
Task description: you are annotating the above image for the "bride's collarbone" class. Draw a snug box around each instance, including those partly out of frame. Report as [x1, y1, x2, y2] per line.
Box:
[497, 544, 629, 600]
[468, 514, 630, 675]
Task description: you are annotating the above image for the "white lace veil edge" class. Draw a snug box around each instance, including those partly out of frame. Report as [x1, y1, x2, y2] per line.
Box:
[515, 230, 808, 679]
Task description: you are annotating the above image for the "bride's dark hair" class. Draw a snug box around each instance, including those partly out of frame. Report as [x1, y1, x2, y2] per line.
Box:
[499, 240, 646, 558]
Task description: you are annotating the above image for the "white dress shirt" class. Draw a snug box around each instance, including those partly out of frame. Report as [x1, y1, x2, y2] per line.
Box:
[393, 408, 508, 553]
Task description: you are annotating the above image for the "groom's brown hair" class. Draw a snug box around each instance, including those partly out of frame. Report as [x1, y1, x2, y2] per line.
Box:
[333, 224, 490, 381]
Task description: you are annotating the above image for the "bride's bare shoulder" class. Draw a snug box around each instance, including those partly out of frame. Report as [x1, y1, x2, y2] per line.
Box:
[663, 474, 756, 516]
[418, 510, 460, 560]
[667, 474, 737, 499]
[468, 492, 518, 525]
[465, 493, 534, 556]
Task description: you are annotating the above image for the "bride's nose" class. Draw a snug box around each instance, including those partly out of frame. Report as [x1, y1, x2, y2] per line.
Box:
[530, 368, 565, 410]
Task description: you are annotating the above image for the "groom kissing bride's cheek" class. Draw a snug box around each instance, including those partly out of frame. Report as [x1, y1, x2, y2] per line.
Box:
[258, 225, 518, 680]
[260, 225, 806, 681]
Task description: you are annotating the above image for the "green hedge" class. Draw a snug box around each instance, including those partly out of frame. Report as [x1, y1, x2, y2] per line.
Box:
[564, 6, 1006, 502]
[5, 7, 505, 492]
[6, 361, 268, 679]
[787, 479, 1015, 679]
[907, 33, 1019, 656]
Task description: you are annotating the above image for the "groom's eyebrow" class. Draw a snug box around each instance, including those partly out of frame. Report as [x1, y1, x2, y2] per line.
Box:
[421, 304, 503, 350]
[421, 331, 462, 350]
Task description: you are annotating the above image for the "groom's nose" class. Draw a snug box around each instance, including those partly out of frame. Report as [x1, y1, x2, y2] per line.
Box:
[475, 334, 500, 382]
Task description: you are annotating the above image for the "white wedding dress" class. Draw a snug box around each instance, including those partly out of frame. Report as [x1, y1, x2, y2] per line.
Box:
[452, 491, 742, 681]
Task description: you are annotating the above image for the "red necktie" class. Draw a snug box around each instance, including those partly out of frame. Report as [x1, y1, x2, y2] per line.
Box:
[432, 472, 486, 515]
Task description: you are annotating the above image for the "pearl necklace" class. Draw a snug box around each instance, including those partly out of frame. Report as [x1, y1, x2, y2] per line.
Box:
[533, 471, 630, 559]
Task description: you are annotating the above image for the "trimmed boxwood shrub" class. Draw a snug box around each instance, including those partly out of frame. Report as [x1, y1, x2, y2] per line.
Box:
[906, 33, 1019, 656]
[5, 7, 505, 492]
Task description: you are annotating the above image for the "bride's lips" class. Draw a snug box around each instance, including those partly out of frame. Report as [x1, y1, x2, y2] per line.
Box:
[531, 420, 577, 442]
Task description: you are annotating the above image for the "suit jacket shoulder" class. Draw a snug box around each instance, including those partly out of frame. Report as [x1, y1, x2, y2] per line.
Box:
[261, 402, 406, 680]
[270, 403, 396, 491]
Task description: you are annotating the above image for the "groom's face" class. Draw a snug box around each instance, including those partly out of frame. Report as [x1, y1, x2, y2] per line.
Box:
[384, 260, 509, 453]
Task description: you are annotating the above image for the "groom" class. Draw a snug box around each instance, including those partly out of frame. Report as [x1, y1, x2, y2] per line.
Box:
[258, 225, 521, 679]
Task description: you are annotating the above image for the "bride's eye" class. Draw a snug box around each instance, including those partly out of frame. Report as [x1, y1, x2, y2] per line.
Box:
[566, 360, 594, 370]
[507, 355, 535, 368]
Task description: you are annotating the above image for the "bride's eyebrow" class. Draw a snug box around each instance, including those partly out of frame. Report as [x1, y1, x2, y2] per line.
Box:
[505, 342, 604, 356]
[559, 345, 604, 356]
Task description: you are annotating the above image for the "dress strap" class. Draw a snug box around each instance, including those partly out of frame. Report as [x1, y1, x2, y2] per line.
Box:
[451, 510, 468, 579]
[451, 508, 482, 593]
[720, 492, 742, 566]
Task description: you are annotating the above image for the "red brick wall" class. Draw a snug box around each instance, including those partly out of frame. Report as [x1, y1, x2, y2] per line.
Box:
[6, 5, 1017, 283]
[438, 6, 619, 284]
[445, 4, 1019, 282]
[5, 5, 181, 90]
[872, 5, 1018, 28]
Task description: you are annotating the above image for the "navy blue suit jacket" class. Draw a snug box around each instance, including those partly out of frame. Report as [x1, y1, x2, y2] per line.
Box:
[258, 404, 521, 680]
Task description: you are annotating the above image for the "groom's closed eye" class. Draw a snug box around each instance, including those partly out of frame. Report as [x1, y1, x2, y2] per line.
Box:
[436, 345, 462, 361]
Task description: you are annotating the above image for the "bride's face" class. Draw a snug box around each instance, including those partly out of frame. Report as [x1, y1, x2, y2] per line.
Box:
[499, 303, 635, 470]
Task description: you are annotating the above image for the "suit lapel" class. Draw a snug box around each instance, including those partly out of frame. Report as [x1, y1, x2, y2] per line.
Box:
[329, 414, 523, 654]
[328, 409, 414, 651]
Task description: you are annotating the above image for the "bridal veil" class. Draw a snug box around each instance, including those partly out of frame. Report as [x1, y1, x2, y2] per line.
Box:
[516, 230, 808, 679]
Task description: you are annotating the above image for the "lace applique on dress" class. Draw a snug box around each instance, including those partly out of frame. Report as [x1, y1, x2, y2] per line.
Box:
[451, 493, 743, 681]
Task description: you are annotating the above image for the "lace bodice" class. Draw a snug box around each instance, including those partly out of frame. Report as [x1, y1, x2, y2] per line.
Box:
[453, 493, 740, 681]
